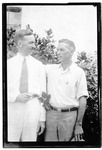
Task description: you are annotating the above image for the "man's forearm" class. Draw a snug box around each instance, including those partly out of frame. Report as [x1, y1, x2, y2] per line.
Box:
[40, 104, 46, 121]
[76, 96, 87, 126]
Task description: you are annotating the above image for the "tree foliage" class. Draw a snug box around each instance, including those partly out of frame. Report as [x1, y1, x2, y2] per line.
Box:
[32, 28, 58, 64]
[7, 28, 17, 59]
[76, 51, 99, 143]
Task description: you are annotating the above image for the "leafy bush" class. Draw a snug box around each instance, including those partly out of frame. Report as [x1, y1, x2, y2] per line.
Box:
[32, 28, 58, 64]
[76, 51, 99, 143]
[7, 28, 17, 59]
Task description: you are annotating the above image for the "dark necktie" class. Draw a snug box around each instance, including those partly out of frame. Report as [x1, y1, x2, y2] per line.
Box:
[19, 58, 28, 93]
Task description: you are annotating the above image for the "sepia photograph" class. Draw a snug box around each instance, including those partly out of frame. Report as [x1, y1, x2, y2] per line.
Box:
[2, 3, 101, 148]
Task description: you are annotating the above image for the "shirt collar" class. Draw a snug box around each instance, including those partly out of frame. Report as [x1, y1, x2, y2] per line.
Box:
[59, 62, 75, 73]
[17, 53, 30, 63]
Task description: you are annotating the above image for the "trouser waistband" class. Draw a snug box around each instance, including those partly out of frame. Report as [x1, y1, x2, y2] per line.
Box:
[50, 105, 78, 112]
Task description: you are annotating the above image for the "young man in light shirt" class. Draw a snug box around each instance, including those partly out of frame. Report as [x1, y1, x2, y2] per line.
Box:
[7, 29, 46, 141]
[45, 39, 88, 141]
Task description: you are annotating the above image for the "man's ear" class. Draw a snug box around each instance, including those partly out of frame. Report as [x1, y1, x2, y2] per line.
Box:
[17, 40, 22, 48]
[70, 49, 75, 56]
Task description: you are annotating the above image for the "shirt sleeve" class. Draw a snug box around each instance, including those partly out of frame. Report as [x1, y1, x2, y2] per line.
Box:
[7, 60, 19, 102]
[39, 64, 46, 93]
[40, 104, 46, 121]
[39, 64, 46, 121]
[7, 84, 18, 102]
[76, 69, 89, 100]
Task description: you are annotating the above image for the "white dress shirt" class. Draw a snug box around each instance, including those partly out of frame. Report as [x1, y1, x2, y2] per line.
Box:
[7, 53, 46, 121]
[45, 62, 88, 108]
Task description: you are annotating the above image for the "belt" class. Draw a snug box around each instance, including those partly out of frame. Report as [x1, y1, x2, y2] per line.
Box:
[50, 105, 78, 112]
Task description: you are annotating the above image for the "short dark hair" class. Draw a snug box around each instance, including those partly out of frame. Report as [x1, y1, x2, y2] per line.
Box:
[14, 29, 33, 44]
[59, 39, 75, 51]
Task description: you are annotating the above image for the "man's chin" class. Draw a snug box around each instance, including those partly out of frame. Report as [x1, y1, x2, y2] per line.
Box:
[58, 57, 62, 62]
[29, 50, 33, 55]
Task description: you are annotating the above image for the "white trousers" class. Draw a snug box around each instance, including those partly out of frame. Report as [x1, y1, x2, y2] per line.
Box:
[8, 98, 41, 142]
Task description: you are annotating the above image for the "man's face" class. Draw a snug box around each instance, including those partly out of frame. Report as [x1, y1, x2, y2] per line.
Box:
[57, 43, 74, 62]
[18, 35, 35, 56]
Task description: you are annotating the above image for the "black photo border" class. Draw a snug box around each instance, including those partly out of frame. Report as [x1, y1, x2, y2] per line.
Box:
[2, 2, 101, 148]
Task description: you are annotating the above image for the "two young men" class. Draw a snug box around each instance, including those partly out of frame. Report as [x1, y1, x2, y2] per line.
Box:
[7, 29, 88, 142]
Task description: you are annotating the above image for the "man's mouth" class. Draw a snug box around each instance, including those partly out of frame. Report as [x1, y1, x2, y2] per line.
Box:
[58, 55, 62, 58]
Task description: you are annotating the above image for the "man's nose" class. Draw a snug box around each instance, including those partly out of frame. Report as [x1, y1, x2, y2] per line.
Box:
[33, 43, 35, 47]
[31, 43, 35, 49]
[57, 51, 61, 55]
[57, 50, 60, 54]
[57, 52, 59, 56]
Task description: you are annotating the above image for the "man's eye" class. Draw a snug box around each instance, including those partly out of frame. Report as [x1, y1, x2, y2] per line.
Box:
[29, 41, 34, 44]
[60, 48, 64, 51]
[57, 48, 65, 52]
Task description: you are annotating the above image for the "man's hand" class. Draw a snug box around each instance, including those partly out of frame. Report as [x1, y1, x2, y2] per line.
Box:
[43, 102, 51, 110]
[15, 93, 31, 103]
[73, 96, 87, 141]
[74, 124, 84, 141]
[37, 121, 45, 135]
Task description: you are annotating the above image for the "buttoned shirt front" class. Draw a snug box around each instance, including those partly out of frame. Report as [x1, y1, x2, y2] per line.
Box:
[7, 53, 46, 121]
[45, 63, 88, 108]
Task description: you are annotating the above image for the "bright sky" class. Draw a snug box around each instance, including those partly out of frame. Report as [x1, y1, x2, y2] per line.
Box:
[21, 5, 97, 58]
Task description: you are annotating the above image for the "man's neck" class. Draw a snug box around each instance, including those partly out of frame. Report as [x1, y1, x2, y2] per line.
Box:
[61, 60, 72, 70]
[18, 52, 29, 57]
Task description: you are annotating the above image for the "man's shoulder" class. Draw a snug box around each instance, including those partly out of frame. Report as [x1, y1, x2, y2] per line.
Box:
[45, 63, 59, 73]
[29, 56, 43, 66]
[46, 63, 59, 69]
[30, 56, 41, 63]
[7, 55, 17, 64]
[73, 63, 85, 73]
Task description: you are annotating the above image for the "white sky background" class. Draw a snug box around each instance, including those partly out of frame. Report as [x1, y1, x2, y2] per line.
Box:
[21, 5, 97, 60]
